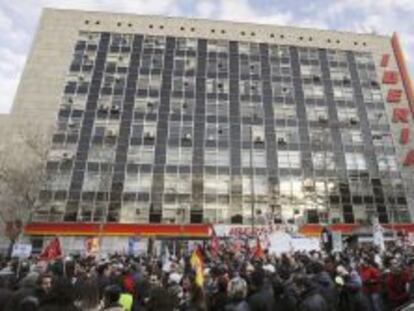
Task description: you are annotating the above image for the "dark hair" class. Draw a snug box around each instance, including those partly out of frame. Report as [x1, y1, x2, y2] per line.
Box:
[104, 284, 121, 304]
[251, 268, 265, 288]
[97, 263, 109, 275]
[38, 272, 53, 285]
[38, 277, 76, 309]
[294, 275, 313, 289]
[147, 287, 174, 311]
[18, 295, 39, 311]
[272, 276, 284, 296]
[76, 278, 100, 308]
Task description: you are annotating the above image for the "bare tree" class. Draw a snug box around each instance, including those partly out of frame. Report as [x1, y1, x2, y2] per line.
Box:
[0, 128, 49, 250]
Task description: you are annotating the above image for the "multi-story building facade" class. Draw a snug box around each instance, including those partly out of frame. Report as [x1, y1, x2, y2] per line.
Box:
[5, 9, 414, 239]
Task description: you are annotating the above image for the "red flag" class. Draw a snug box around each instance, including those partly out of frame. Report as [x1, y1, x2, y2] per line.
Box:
[39, 237, 62, 261]
[253, 237, 264, 258]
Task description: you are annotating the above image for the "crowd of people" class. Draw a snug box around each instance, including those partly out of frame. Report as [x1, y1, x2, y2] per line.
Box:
[0, 236, 414, 311]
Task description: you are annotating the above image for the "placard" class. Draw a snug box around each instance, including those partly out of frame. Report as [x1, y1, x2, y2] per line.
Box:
[12, 243, 32, 259]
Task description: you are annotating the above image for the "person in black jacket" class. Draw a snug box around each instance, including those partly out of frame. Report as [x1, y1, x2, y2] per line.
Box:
[293, 275, 329, 311]
[338, 272, 372, 311]
[38, 277, 79, 311]
[5, 272, 40, 311]
[272, 276, 297, 311]
[247, 268, 275, 311]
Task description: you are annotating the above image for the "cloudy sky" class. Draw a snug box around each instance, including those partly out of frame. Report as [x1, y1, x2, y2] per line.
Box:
[0, 0, 413, 113]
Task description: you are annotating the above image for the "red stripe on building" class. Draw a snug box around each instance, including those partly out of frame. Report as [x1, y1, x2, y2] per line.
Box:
[299, 224, 414, 236]
[24, 222, 212, 238]
[391, 33, 414, 115]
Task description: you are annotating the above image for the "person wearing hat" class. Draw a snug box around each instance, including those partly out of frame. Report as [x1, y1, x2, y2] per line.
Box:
[293, 275, 329, 311]
[338, 271, 372, 311]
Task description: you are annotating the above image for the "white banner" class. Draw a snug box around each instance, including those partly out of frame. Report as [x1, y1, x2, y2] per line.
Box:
[373, 218, 385, 252]
[268, 232, 320, 255]
[12, 243, 32, 259]
[213, 224, 289, 237]
[268, 232, 292, 255]
[332, 232, 343, 253]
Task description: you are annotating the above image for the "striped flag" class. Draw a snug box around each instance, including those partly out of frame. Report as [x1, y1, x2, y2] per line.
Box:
[85, 237, 100, 255]
[39, 237, 62, 261]
[190, 248, 204, 287]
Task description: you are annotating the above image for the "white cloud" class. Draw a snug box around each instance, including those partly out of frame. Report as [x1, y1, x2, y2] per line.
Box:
[194, 0, 217, 18]
[0, 0, 184, 114]
[213, 0, 293, 25]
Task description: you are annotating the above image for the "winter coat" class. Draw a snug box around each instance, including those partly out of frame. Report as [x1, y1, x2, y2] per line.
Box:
[4, 285, 38, 311]
[298, 287, 329, 311]
[385, 270, 411, 308]
[338, 286, 372, 311]
[38, 302, 79, 311]
[312, 271, 338, 310]
[225, 299, 250, 311]
[273, 290, 297, 311]
[102, 302, 124, 311]
[248, 286, 275, 311]
[0, 288, 12, 311]
[209, 290, 227, 311]
[358, 266, 381, 294]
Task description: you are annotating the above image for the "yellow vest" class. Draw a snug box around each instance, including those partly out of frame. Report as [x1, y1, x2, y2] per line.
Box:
[118, 293, 133, 311]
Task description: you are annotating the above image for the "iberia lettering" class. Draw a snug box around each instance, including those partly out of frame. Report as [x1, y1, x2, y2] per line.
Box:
[392, 108, 410, 123]
[382, 71, 399, 84]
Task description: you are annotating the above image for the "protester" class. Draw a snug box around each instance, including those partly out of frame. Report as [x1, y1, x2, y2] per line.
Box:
[2, 233, 414, 311]
[358, 258, 382, 311]
[385, 259, 411, 309]
[294, 275, 329, 311]
[338, 271, 372, 311]
[225, 277, 250, 311]
[38, 278, 78, 311]
[74, 278, 101, 311]
[102, 285, 124, 311]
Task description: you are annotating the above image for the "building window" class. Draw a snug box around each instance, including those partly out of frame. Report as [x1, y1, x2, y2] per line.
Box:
[312, 152, 335, 170]
[207, 40, 229, 53]
[205, 148, 230, 167]
[377, 155, 398, 171]
[164, 173, 191, 194]
[128, 146, 155, 164]
[345, 153, 367, 170]
[341, 130, 364, 146]
[241, 149, 267, 168]
[204, 173, 230, 195]
[278, 151, 301, 169]
[303, 84, 324, 99]
[124, 171, 152, 192]
[337, 107, 359, 125]
[166, 147, 192, 165]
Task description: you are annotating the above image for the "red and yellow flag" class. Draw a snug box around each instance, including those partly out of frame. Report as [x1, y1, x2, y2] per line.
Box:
[190, 248, 204, 287]
[85, 237, 100, 255]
